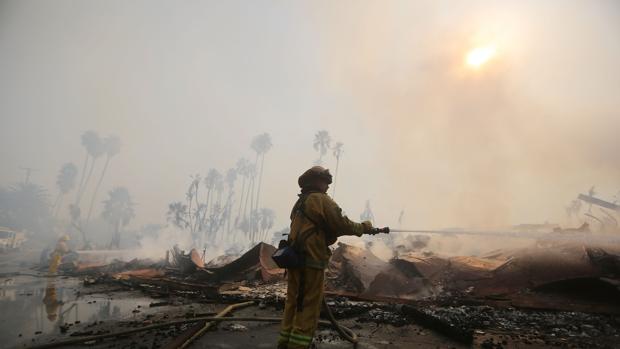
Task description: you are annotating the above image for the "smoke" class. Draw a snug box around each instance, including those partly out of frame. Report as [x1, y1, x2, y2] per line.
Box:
[341, 232, 535, 262]
[1, 0, 618, 253]
[132, 227, 194, 260]
[306, 0, 620, 229]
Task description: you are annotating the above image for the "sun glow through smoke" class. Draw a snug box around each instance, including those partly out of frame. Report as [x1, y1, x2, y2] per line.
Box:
[466, 45, 497, 68]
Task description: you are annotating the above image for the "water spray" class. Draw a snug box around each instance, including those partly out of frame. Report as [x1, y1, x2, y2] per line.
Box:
[384, 227, 620, 244]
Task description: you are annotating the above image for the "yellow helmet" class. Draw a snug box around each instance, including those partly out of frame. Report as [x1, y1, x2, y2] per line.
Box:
[60, 234, 70, 241]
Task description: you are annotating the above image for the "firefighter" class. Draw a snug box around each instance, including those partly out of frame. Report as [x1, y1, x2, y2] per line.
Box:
[48, 235, 70, 274]
[278, 166, 379, 349]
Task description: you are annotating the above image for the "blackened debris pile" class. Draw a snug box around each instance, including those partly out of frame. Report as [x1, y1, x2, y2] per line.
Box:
[205, 242, 284, 282]
[326, 241, 620, 314]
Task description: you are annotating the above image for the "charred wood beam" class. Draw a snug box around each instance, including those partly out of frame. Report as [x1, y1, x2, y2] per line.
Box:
[168, 301, 255, 349]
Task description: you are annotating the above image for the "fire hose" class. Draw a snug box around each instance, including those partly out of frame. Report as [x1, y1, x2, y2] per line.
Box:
[27, 299, 358, 349]
[388, 227, 620, 244]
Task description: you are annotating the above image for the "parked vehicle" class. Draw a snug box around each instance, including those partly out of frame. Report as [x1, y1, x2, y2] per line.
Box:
[0, 227, 27, 252]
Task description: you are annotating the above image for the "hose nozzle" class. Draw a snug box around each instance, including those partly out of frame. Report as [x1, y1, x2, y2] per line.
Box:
[369, 227, 390, 235]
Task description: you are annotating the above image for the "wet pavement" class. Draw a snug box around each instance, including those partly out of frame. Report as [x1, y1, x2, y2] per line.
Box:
[0, 274, 156, 348]
[0, 249, 159, 348]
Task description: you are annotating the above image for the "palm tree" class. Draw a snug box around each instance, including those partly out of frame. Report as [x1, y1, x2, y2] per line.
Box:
[251, 133, 272, 215]
[249, 208, 261, 243]
[202, 169, 222, 242]
[75, 131, 95, 203]
[234, 158, 250, 227]
[241, 164, 256, 238]
[102, 187, 135, 249]
[186, 174, 201, 233]
[68, 203, 84, 242]
[167, 201, 189, 230]
[224, 168, 237, 234]
[213, 176, 225, 242]
[208, 203, 225, 243]
[85, 135, 121, 225]
[313, 130, 331, 165]
[331, 142, 343, 198]
[70, 132, 100, 245]
[259, 208, 276, 242]
[215, 175, 225, 208]
[53, 163, 78, 217]
[75, 131, 104, 205]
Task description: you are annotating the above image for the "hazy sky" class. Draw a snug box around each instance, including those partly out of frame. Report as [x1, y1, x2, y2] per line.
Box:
[1, 1, 619, 231]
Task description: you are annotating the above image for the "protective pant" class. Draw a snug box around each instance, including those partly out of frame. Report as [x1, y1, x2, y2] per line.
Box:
[278, 267, 324, 349]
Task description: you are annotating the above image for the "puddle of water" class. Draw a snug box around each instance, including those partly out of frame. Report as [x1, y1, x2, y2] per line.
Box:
[0, 275, 155, 348]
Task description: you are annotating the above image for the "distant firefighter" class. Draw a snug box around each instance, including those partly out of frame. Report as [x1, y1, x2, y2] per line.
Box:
[48, 235, 70, 274]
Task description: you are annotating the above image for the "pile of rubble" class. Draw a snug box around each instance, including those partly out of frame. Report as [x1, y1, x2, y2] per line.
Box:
[47, 236, 620, 348]
[65, 238, 620, 315]
[325, 241, 620, 312]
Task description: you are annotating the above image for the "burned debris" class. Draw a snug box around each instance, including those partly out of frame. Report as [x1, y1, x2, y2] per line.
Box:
[17, 228, 618, 349]
[205, 242, 284, 283]
[5, 186, 619, 348]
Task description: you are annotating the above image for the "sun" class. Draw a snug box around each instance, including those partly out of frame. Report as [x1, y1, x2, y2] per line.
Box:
[465, 45, 496, 68]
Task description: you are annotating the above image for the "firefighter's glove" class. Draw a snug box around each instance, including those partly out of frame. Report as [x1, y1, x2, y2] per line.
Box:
[361, 221, 374, 235]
